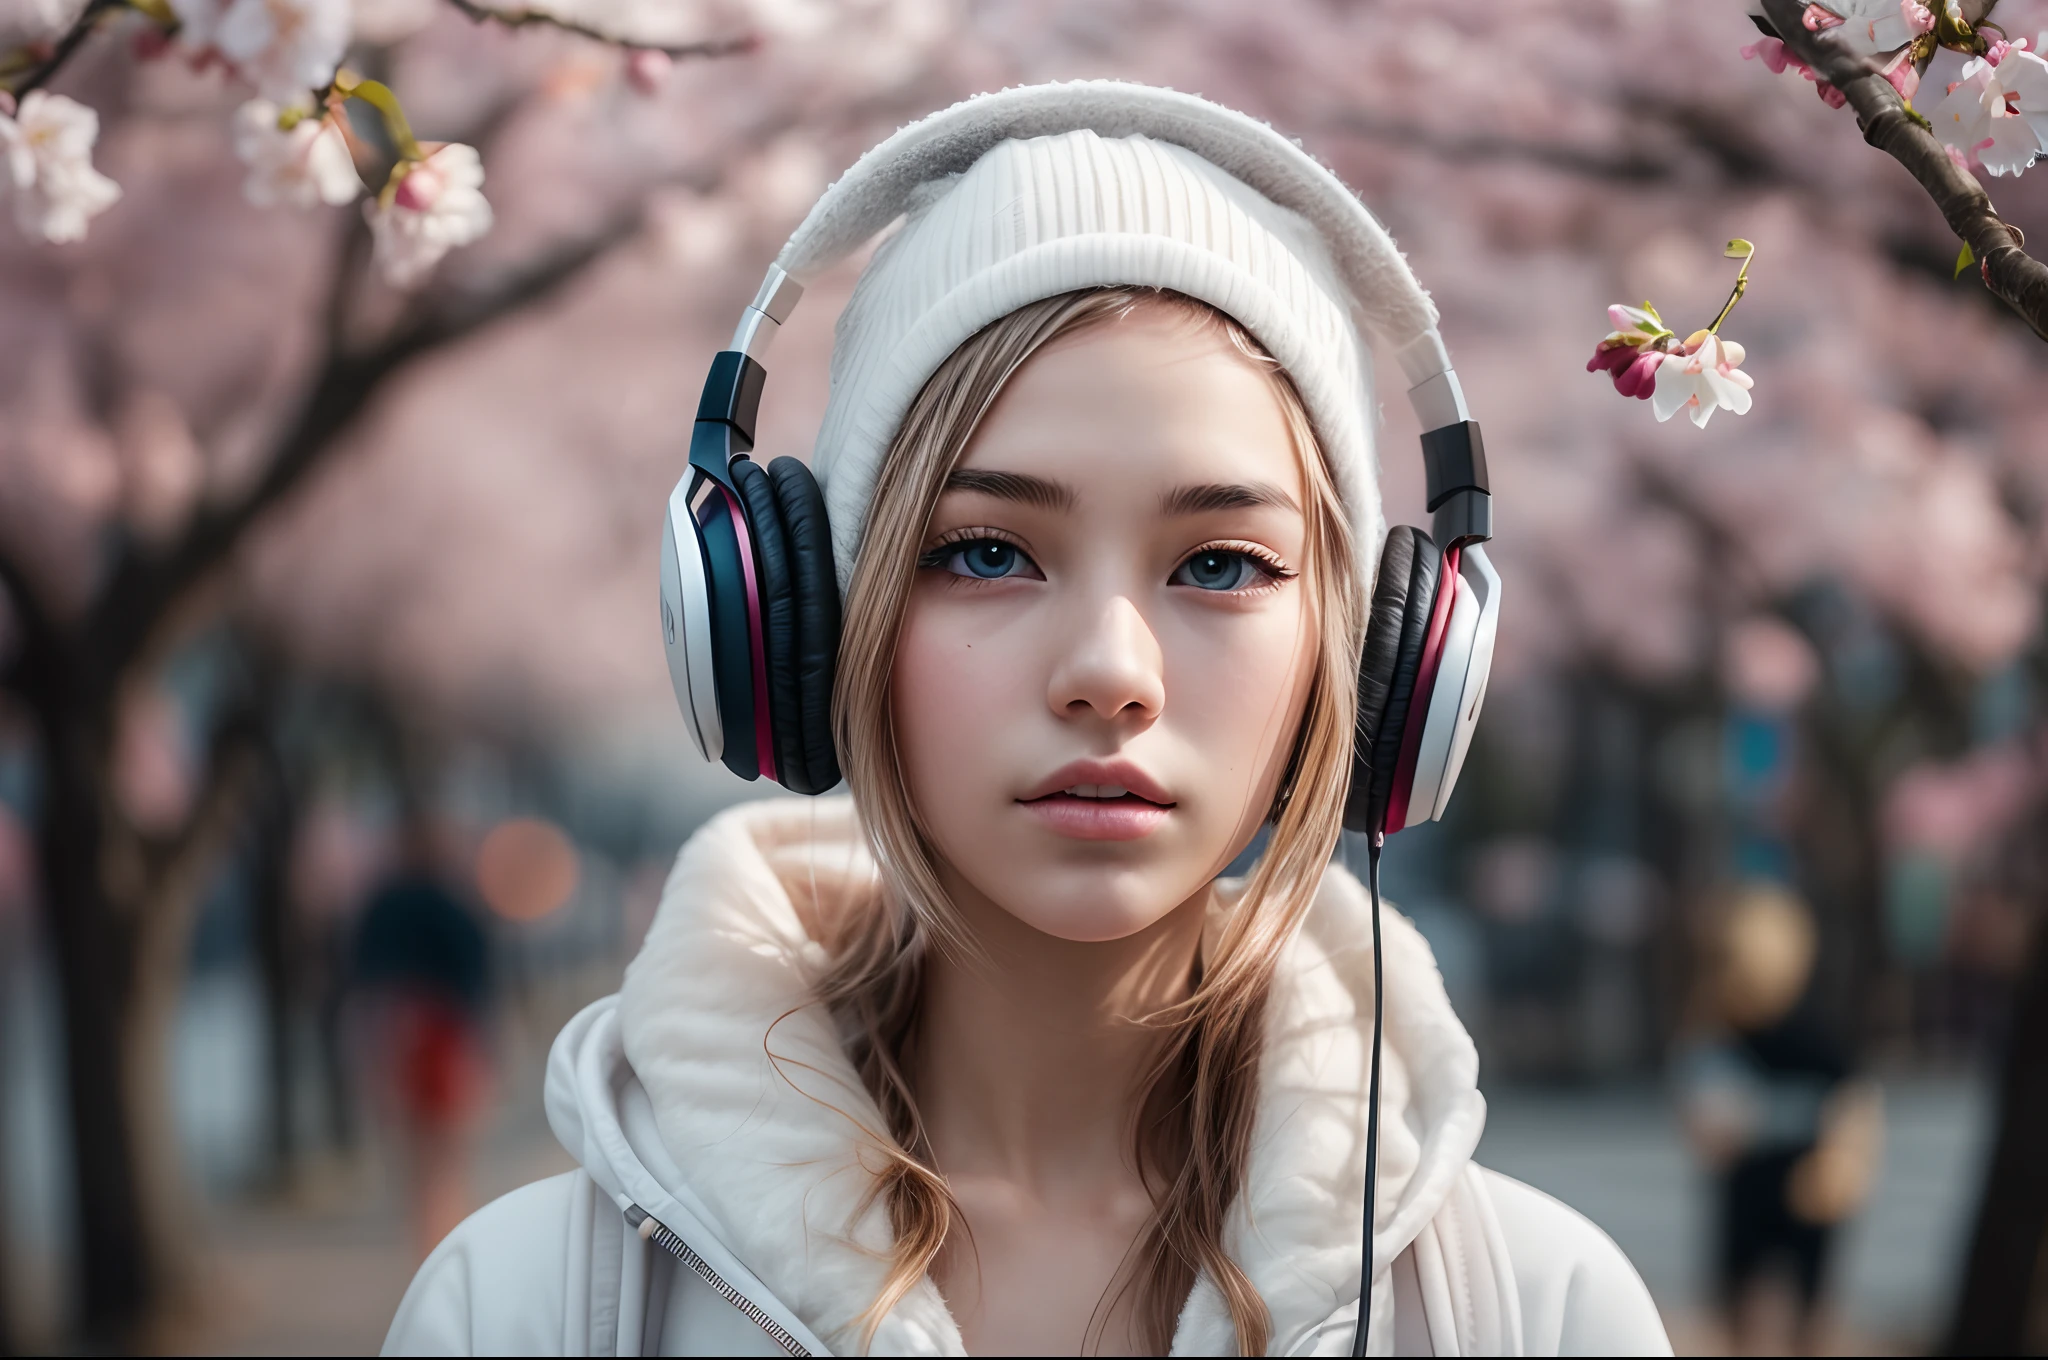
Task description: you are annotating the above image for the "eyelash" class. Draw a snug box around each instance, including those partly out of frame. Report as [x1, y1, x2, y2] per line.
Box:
[917, 527, 1026, 566]
[1183, 540, 1297, 594]
[916, 529, 1297, 594]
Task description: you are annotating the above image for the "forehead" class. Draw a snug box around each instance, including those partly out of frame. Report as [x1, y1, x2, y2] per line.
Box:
[957, 306, 1305, 499]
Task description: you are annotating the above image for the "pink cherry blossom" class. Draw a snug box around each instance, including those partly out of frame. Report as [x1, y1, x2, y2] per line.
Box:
[1741, 36, 1811, 76]
[1802, 0, 1931, 54]
[233, 100, 362, 208]
[1587, 342, 1667, 400]
[1881, 47, 1921, 99]
[625, 48, 673, 95]
[1587, 302, 1679, 400]
[366, 142, 494, 288]
[1929, 45, 2048, 176]
[0, 91, 122, 243]
[1652, 332, 1755, 429]
[169, 0, 350, 106]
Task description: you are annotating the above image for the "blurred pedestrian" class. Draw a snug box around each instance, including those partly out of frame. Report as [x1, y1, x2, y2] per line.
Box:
[352, 811, 495, 1259]
[1677, 883, 1882, 1354]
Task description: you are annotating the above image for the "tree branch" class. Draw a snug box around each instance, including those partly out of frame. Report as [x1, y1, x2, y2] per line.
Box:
[2, 0, 119, 98]
[1335, 90, 1799, 190]
[88, 207, 648, 682]
[440, 0, 756, 59]
[1760, 0, 2048, 341]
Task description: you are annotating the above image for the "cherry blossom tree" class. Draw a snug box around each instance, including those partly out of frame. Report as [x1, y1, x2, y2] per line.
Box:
[0, 0, 781, 1342]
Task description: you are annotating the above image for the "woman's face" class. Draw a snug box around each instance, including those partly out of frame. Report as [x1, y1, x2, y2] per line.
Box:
[891, 304, 1320, 944]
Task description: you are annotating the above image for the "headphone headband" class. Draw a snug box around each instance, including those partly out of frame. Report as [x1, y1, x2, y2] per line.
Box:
[731, 81, 1491, 548]
[772, 83, 1438, 349]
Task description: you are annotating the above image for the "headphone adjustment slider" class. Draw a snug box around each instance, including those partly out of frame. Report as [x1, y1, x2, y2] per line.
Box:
[695, 350, 769, 450]
[1419, 420, 1489, 512]
[1431, 488, 1493, 551]
[731, 267, 806, 362]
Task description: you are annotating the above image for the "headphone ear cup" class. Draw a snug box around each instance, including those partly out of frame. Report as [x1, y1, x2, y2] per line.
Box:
[1346, 526, 1442, 835]
[767, 456, 843, 793]
[731, 457, 807, 791]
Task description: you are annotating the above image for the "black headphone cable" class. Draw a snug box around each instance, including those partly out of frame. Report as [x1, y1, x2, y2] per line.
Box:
[1350, 832, 1385, 1357]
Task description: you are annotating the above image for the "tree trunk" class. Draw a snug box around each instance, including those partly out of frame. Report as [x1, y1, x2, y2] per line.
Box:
[0, 1056, 16, 1357]
[117, 841, 222, 1326]
[1948, 904, 2048, 1353]
[31, 694, 150, 1349]
[102, 668, 270, 1333]
[246, 739, 299, 1182]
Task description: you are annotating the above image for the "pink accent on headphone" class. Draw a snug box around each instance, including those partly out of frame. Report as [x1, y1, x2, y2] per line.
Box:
[720, 485, 779, 785]
[1385, 546, 1460, 833]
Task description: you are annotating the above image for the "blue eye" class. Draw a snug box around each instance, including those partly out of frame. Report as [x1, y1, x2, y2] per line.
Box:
[928, 538, 1037, 580]
[1173, 549, 1263, 591]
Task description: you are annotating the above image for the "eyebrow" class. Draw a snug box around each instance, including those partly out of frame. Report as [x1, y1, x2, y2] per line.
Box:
[1160, 481, 1302, 517]
[942, 469, 1077, 512]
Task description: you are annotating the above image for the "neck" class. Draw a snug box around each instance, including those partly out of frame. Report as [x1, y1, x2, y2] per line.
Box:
[913, 868, 1209, 1191]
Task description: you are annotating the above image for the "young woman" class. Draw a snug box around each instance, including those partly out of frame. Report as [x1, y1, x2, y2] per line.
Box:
[383, 82, 1672, 1357]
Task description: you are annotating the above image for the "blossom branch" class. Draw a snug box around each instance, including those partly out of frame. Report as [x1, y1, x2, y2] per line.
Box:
[439, 0, 756, 59]
[1759, 0, 2048, 340]
[2, 0, 120, 97]
[1707, 238, 1756, 333]
[88, 206, 647, 679]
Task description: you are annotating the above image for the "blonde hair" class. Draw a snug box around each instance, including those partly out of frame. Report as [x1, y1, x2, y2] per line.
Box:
[818, 287, 1362, 1355]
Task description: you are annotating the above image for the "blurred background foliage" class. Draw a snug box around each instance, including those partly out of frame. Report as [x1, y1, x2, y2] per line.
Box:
[4, 0, 2048, 1352]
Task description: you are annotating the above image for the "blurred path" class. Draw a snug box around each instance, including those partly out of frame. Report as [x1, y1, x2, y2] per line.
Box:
[158, 1111, 573, 1357]
[1478, 1074, 1990, 1354]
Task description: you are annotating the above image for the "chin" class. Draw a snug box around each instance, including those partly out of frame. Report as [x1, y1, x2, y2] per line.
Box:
[985, 864, 1196, 943]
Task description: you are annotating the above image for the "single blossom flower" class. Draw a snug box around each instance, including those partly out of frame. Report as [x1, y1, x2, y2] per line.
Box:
[366, 142, 493, 288]
[1929, 40, 2048, 176]
[625, 48, 673, 95]
[0, 91, 122, 243]
[1586, 303, 1677, 400]
[1652, 331, 1754, 429]
[233, 99, 362, 208]
[171, 0, 350, 106]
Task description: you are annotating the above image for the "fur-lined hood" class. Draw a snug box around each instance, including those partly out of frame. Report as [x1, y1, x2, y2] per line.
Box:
[547, 795, 1489, 1355]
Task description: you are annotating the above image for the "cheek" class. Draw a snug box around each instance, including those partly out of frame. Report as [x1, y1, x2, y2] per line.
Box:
[1164, 597, 1319, 798]
[890, 590, 1039, 817]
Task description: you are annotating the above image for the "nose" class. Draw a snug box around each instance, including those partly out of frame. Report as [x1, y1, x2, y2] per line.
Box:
[1046, 595, 1165, 724]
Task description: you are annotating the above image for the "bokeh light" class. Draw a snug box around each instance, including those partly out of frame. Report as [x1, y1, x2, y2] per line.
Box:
[473, 816, 579, 922]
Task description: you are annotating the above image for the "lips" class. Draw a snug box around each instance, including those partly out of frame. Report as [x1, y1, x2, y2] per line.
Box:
[1020, 760, 1175, 807]
[1019, 760, 1175, 841]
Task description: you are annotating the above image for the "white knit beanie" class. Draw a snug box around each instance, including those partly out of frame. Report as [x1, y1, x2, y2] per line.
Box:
[775, 82, 1455, 590]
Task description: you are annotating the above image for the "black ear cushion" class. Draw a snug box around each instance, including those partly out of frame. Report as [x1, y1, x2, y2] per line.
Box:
[1345, 527, 1412, 832]
[768, 456, 843, 793]
[731, 457, 806, 791]
[1344, 526, 1441, 834]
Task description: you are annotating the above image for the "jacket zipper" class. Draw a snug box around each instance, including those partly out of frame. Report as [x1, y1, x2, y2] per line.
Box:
[623, 1203, 815, 1358]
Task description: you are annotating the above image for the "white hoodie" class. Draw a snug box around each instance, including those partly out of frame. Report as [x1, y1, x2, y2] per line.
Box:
[383, 798, 1670, 1357]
